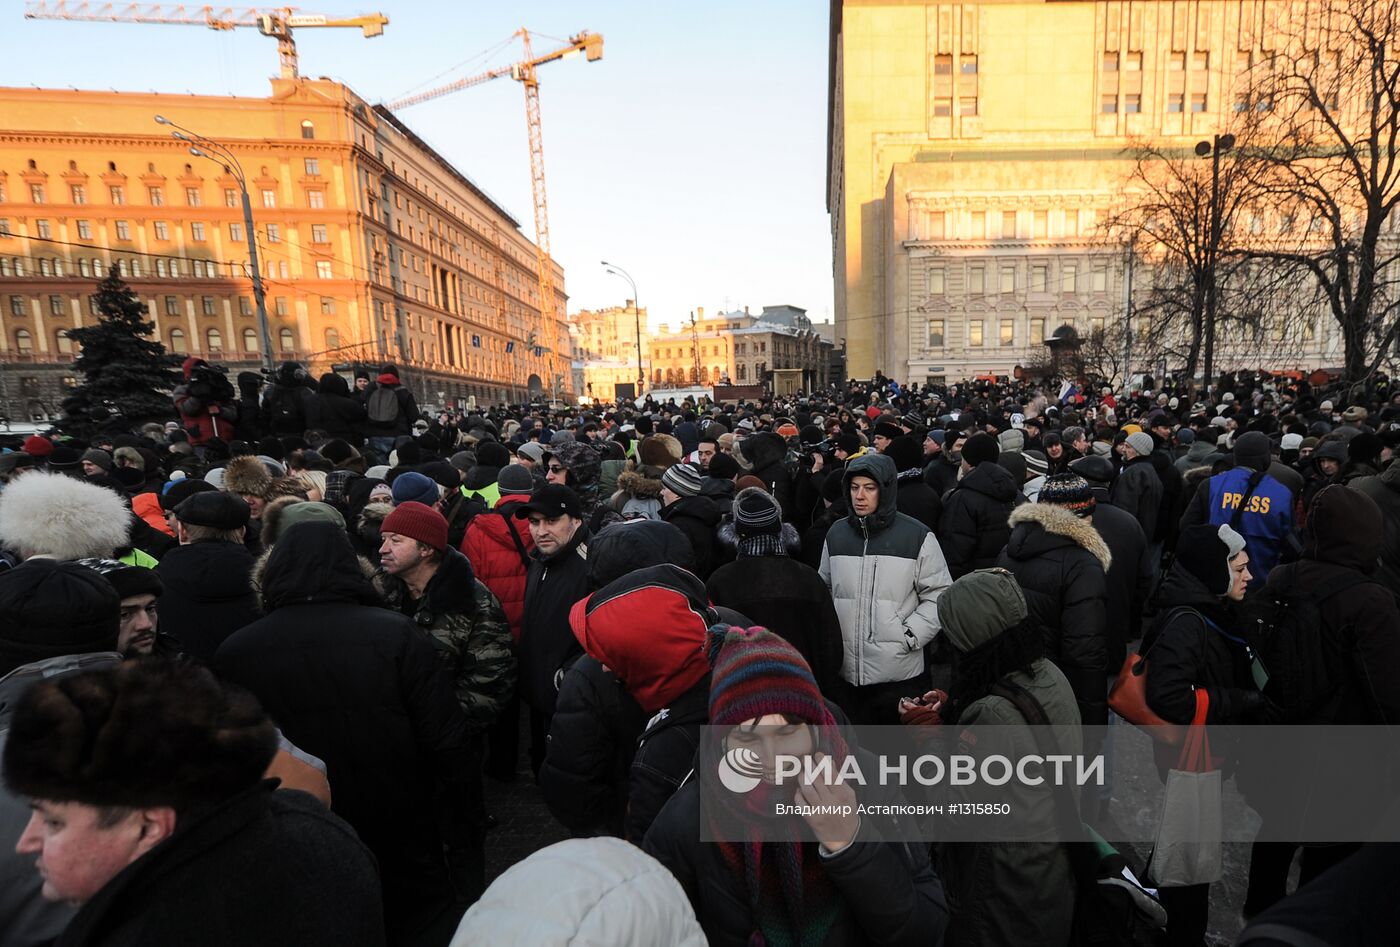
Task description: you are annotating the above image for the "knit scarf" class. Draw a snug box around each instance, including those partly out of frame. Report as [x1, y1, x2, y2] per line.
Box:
[736, 533, 788, 559]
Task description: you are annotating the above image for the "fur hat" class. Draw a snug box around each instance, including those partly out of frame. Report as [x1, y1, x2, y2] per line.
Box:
[112, 446, 145, 471]
[0, 472, 130, 560]
[637, 434, 683, 469]
[223, 455, 273, 498]
[2, 658, 277, 812]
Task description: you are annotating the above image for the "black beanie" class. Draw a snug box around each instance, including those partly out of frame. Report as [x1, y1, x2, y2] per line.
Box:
[884, 435, 923, 473]
[962, 432, 1000, 467]
[476, 441, 511, 470]
[0, 560, 120, 676]
[1348, 432, 1383, 466]
[1175, 524, 1247, 596]
[707, 452, 741, 480]
[733, 487, 783, 539]
[835, 433, 861, 455]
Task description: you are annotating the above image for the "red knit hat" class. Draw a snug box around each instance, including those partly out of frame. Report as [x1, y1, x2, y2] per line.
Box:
[22, 435, 53, 458]
[380, 501, 448, 553]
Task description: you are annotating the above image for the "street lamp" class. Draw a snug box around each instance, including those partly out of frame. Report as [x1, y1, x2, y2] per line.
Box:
[1195, 133, 1236, 387]
[154, 115, 274, 374]
[601, 260, 643, 397]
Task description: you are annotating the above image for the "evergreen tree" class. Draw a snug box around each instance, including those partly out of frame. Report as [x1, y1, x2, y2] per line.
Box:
[58, 265, 181, 436]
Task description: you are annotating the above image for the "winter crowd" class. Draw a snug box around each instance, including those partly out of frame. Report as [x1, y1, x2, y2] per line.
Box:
[0, 356, 1397, 947]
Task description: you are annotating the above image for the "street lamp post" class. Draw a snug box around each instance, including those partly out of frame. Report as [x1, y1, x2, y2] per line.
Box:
[155, 115, 275, 375]
[601, 261, 643, 398]
[1195, 133, 1236, 387]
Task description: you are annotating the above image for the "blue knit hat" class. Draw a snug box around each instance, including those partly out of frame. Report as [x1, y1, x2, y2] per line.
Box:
[390, 471, 439, 507]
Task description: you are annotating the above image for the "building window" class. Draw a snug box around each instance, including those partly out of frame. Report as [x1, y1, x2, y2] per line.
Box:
[1191, 93, 1208, 113]
[9, 296, 24, 317]
[325, 327, 340, 350]
[1124, 93, 1141, 114]
[1192, 51, 1209, 72]
[261, 189, 276, 208]
[279, 328, 295, 352]
[1101, 95, 1118, 114]
[315, 260, 333, 279]
[1092, 267, 1108, 292]
[1031, 318, 1045, 343]
[1091, 315, 1106, 335]
[70, 184, 86, 204]
[1031, 264, 1048, 292]
[34, 219, 52, 239]
[29, 184, 44, 204]
[88, 294, 100, 315]
[242, 327, 258, 352]
[107, 218, 128, 241]
[300, 121, 315, 139]
[49, 295, 64, 316]
[1167, 94, 1185, 113]
[307, 190, 325, 209]
[15, 329, 32, 354]
[76, 220, 92, 239]
[311, 224, 328, 243]
[304, 158, 320, 176]
[1034, 211, 1048, 239]
[1000, 268, 1016, 293]
[169, 328, 186, 353]
[148, 187, 163, 206]
[1000, 319, 1015, 346]
[206, 328, 222, 352]
[968, 265, 985, 295]
[224, 188, 238, 207]
[927, 319, 945, 347]
[184, 186, 200, 206]
[969, 320, 984, 347]
[190, 222, 205, 241]
[237, 296, 252, 316]
[1001, 211, 1017, 238]
[201, 295, 216, 315]
[274, 297, 288, 316]
[0, 219, 8, 237]
[320, 296, 336, 314]
[1064, 211, 1080, 238]
[164, 296, 180, 316]
[229, 223, 243, 241]
[1103, 52, 1119, 72]
[153, 221, 170, 240]
[927, 267, 945, 295]
[266, 223, 281, 243]
[110, 185, 124, 205]
[1062, 263, 1078, 293]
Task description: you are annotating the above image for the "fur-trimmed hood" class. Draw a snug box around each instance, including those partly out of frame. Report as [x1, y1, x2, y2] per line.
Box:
[637, 434, 683, 469]
[615, 467, 665, 500]
[223, 455, 272, 498]
[0, 472, 131, 560]
[715, 519, 802, 556]
[249, 536, 377, 601]
[1005, 502, 1112, 572]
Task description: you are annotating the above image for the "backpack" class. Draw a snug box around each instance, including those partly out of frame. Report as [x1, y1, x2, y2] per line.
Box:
[367, 386, 401, 425]
[267, 385, 304, 430]
[1240, 563, 1375, 721]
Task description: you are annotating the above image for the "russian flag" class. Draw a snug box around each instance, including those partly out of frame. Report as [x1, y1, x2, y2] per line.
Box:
[1058, 380, 1078, 404]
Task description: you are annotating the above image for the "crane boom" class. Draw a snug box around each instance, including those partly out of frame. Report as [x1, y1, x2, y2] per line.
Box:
[23, 2, 388, 78]
[385, 28, 603, 366]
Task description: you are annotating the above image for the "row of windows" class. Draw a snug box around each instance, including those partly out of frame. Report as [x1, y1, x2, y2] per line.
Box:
[915, 208, 1098, 242]
[5, 162, 327, 209]
[927, 262, 1110, 295]
[927, 318, 1052, 349]
[6, 324, 323, 358]
[5, 216, 333, 247]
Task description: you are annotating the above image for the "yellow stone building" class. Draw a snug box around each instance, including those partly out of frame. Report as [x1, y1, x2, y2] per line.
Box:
[571, 301, 649, 401]
[828, 0, 1346, 384]
[0, 78, 570, 421]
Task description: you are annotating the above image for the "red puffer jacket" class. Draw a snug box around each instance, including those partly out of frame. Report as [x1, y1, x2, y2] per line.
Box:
[460, 497, 535, 640]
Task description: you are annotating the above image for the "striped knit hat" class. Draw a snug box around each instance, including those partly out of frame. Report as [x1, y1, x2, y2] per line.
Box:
[708, 626, 829, 728]
[661, 462, 703, 498]
[1037, 472, 1096, 519]
[732, 486, 781, 539]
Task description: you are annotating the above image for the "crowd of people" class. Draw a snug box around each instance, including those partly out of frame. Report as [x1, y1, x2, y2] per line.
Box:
[0, 356, 1398, 946]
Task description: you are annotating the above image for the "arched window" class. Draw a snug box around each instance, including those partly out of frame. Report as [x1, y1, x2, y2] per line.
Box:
[689, 367, 699, 384]
[738, 364, 747, 381]
[242, 328, 259, 352]
[301, 120, 315, 139]
[653, 369, 662, 384]
[665, 368, 674, 384]
[324, 327, 340, 351]
[278, 328, 294, 352]
[206, 328, 222, 352]
[56, 330, 73, 354]
[15, 329, 32, 354]
[168, 328, 186, 354]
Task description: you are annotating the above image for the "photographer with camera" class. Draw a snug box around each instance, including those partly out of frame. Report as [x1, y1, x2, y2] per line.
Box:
[260, 361, 314, 438]
[173, 356, 239, 449]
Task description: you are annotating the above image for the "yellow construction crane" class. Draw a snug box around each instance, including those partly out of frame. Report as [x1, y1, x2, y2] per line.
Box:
[387, 28, 603, 351]
[23, 3, 388, 79]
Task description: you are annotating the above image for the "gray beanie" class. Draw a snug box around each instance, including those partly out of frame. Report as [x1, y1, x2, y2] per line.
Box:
[1125, 432, 1155, 457]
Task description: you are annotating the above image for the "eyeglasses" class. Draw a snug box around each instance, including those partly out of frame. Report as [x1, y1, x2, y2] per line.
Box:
[547, 464, 566, 474]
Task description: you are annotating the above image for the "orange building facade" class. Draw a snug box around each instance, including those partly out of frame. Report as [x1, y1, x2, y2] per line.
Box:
[0, 78, 570, 422]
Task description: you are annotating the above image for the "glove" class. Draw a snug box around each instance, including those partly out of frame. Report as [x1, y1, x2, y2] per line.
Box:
[898, 689, 948, 728]
[1236, 689, 1285, 724]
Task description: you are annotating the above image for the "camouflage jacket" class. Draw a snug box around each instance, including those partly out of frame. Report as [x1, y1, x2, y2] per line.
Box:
[376, 547, 515, 735]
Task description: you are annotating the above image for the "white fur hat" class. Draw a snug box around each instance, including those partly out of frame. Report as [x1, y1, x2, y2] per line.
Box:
[0, 472, 130, 560]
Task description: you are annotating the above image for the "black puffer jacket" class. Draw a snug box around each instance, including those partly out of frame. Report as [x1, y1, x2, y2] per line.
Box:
[924, 453, 960, 497]
[659, 495, 721, 579]
[1086, 498, 1152, 671]
[519, 523, 591, 717]
[939, 461, 1019, 578]
[740, 432, 796, 523]
[996, 502, 1111, 726]
[1349, 462, 1400, 598]
[305, 373, 367, 446]
[895, 468, 942, 533]
[154, 540, 260, 663]
[626, 675, 709, 843]
[213, 521, 480, 933]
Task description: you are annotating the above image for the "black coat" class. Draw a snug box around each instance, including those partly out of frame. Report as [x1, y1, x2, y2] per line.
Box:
[742, 433, 797, 524]
[996, 503, 1111, 726]
[626, 677, 709, 843]
[306, 386, 368, 446]
[539, 654, 647, 838]
[519, 524, 591, 717]
[939, 461, 1019, 579]
[55, 784, 385, 947]
[707, 551, 845, 696]
[895, 470, 942, 533]
[1111, 455, 1163, 542]
[154, 540, 260, 663]
[924, 454, 960, 497]
[1087, 494, 1153, 669]
[643, 770, 949, 947]
[213, 522, 479, 936]
[659, 495, 721, 579]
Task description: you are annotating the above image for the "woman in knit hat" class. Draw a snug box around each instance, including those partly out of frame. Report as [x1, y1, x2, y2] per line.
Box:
[643, 625, 948, 947]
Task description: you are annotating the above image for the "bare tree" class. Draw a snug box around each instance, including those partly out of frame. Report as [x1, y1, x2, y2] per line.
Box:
[1241, 0, 1400, 383]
